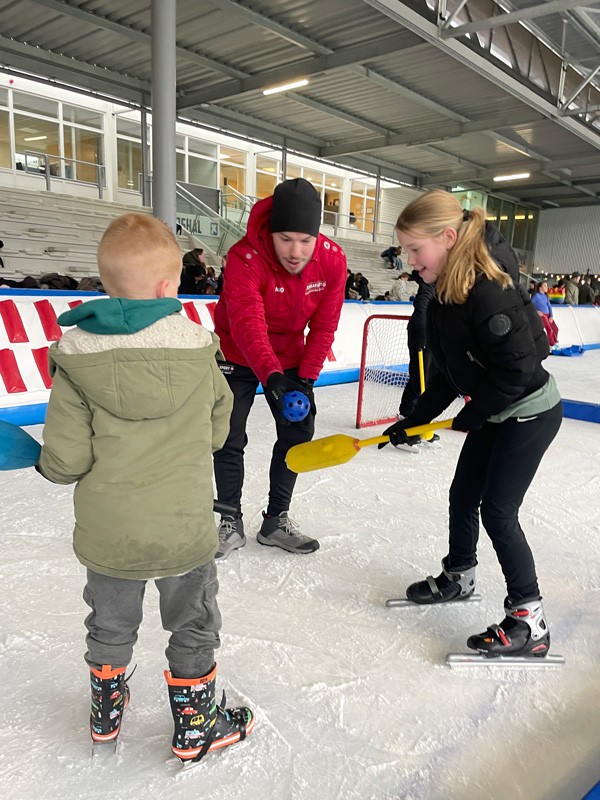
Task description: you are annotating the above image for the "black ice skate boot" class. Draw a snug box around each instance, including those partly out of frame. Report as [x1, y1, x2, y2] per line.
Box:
[406, 557, 476, 604]
[467, 597, 550, 658]
[89, 664, 130, 747]
[165, 665, 255, 764]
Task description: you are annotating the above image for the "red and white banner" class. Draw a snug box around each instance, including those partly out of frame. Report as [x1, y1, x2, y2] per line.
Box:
[2, 291, 598, 416]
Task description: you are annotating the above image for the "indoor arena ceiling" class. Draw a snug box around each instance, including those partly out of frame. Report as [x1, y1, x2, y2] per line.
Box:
[1, 0, 600, 207]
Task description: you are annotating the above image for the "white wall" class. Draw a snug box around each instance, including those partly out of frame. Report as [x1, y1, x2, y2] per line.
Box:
[535, 206, 600, 275]
[379, 185, 422, 243]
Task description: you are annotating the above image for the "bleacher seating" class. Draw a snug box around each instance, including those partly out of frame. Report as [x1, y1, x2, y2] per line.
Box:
[0, 186, 397, 293]
[331, 236, 404, 297]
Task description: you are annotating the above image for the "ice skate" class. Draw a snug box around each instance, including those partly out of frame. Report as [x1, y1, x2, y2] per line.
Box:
[215, 515, 246, 561]
[446, 597, 565, 668]
[387, 557, 478, 607]
[257, 511, 319, 553]
[165, 666, 254, 766]
[90, 664, 131, 755]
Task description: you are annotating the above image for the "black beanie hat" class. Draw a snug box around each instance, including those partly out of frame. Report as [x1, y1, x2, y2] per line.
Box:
[270, 178, 322, 237]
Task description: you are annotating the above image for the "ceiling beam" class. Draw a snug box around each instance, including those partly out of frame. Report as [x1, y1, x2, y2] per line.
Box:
[205, 0, 332, 54]
[364, 0, 600, 152]
[0, 33, 150, 103]
[32, 0, 248, 79]
[176, 31, 417, 108]
[442, 0, 600, 38]
[320, 108, 542, 157]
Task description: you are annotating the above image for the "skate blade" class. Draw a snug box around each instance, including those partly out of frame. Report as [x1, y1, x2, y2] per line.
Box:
[446, 653, 565, 668]
[91, 740, 118, 758]
[385, 593, 482, 608]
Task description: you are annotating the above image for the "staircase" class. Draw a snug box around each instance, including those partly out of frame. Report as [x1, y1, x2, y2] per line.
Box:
[0, 186, 215, 282]
[332, 236, 404, 297]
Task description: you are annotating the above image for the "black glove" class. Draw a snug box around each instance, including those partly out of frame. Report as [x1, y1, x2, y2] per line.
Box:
[451, 403, 485, 432]
[378, 418, 422, 449]
[296, 377, 316, 416]
[263, 372, 306, 421]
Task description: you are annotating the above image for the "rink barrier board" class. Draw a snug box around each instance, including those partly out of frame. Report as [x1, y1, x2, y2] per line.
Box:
[583, 781, 600, 800]
[1, 291, 599, 426]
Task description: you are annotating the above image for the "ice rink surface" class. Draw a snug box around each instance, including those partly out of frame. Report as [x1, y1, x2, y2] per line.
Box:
[1, 352, 599, 800]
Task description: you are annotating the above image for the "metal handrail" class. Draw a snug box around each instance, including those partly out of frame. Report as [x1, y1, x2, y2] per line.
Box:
[21, 150, 106, 199]
[176, 182, 246, 256]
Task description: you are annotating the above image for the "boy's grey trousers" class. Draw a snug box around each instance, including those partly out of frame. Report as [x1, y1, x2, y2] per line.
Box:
[83, 560, 221, 678]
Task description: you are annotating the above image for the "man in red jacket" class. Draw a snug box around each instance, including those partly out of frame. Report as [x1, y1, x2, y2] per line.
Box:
[213, 178, 347, 559]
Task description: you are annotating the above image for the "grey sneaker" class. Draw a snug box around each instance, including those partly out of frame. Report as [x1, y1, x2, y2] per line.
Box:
[215, 516, 246, 561]
[256, 512, 319, 554]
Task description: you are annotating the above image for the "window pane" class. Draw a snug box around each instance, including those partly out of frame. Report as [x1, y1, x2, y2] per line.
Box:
[257, 172, 276, 198]
[220, 164, 245, 194]
[0, 110, 9, 168]
[13, 91, 58, 118]
[62, 104, 103, 129]
[189, 137, 217, 158]
[188, 154, 216, 186]
[177, 151, 185, 181]
[303, 170, 322, 186]
[257, 155, 279, 176]
[117, 137, 142, 190]
[14, 114, 60, 173]
[284, 163, 300, 179]
[351, 180, 366, 193]
[220, 145, 245, 165]
[63, 126, 103, 183]
[116, 116, 141, 138]
[0, 87, 7, 107]
[176, 134, 186, 150]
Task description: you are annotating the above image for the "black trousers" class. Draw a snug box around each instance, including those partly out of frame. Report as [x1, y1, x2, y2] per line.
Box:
[447, 400, 562, 600]
[213, 363, 315, 517]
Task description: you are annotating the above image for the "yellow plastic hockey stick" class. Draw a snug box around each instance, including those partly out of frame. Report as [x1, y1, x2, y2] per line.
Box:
[417, 349, 434, 442]
[286, 419, 453, 473]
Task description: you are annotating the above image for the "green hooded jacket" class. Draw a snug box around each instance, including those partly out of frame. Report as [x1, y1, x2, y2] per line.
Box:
[38, 298, 233, 579]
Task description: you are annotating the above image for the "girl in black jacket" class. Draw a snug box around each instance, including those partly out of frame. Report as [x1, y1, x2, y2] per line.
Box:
[383, 190, 562, 659]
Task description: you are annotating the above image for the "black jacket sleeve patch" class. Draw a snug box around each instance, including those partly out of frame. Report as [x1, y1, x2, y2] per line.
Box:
[488, 313, 512, 337]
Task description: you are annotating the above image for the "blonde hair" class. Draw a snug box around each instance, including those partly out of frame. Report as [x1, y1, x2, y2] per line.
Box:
[98, 213, 181, 297]
[395, 189, 512, 304]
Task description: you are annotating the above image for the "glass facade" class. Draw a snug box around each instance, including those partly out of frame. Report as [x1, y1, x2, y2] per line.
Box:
[0, 75, 541, 263]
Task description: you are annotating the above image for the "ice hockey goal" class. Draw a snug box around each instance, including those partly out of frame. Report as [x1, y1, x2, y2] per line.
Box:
[355, 313, 465, 428]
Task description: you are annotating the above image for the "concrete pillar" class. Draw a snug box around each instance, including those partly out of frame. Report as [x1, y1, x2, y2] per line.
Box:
[151, 0, 177, 229]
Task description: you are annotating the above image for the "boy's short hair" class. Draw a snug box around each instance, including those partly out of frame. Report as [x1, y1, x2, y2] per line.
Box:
[98, 213, 181, 295]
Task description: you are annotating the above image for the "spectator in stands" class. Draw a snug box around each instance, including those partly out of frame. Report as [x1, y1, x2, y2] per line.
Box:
[76, 277, 103, 292]
[182, 248, 207, 274]
[205, 266, 219, 292]
[345, 269, 358, 299]
[0, 276, 41, 289]
[564, 272, 581, 305]
[216, 255, 226, 295]
[389, 271, 418, 302]
[528, 278, 536, 296]
[578, 275, 595, 304]
[212, 177, 346, 560]
[531, 280, 559, 347]
[381, 245, 400, 268]
[351, 272, 370, 301]
[179, 263, 207, 295]
[381, 189, 562, 659]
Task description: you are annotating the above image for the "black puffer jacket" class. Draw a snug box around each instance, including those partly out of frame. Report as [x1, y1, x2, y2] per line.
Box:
[406, 233, 550, 430]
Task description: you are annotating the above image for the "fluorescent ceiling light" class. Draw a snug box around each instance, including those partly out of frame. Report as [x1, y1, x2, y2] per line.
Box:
[493, 172, 530, 182]
[24, 135, 47, 141]
[263, 79, 308, 96]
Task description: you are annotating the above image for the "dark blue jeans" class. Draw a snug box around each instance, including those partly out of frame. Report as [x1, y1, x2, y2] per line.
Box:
[447, 400, 563, 600]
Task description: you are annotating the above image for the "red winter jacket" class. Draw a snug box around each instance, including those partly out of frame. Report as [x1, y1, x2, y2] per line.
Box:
[214, 195, 347, 384]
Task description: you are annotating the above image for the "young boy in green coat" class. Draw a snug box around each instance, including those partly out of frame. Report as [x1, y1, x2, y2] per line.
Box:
[37, 213, 254, 764]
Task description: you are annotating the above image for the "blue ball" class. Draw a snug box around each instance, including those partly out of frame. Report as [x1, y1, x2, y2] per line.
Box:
[281, 390, 311, 422]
